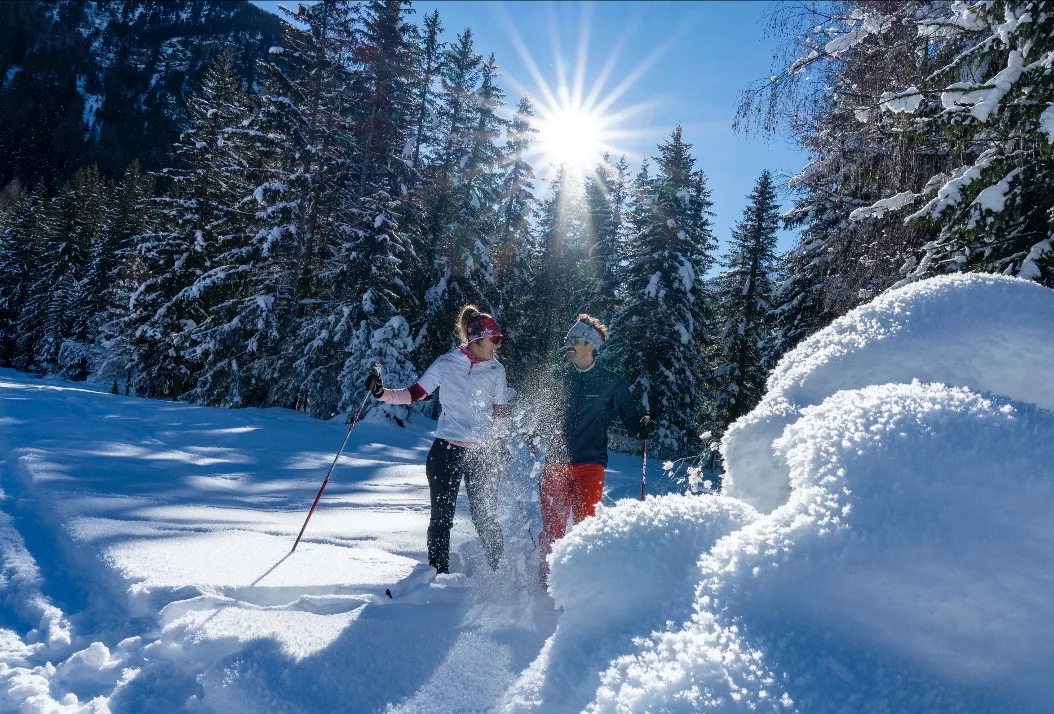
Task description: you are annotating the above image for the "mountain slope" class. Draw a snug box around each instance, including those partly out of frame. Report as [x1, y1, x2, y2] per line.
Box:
[0, 0, 283, 190]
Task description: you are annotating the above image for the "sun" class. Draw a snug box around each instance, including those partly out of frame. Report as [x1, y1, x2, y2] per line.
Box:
[534, 105, 607, 175]
[493, 2, 679, 182]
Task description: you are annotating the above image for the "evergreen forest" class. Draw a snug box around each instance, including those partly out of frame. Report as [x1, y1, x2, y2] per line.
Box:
[2, 0, 1052, 466]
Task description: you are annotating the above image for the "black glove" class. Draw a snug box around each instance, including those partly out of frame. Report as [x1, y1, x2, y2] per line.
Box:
[518, 428, 543, 449]
[636, 415, 657, 439]
[365, 372, 384, 398]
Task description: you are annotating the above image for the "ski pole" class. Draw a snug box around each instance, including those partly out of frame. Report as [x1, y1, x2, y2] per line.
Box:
[639, 438, 648, 501]
[291, 362, 381, 553]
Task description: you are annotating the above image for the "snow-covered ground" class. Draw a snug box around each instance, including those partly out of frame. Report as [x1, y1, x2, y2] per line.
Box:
[0, 365, 656, 713]
[2, 274, 1053, 713]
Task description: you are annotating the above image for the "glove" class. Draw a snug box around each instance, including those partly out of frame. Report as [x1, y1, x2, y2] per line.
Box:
[518, 428, 544, 448]
[365, 372, 384, 398]
[636, 415, 657, 439]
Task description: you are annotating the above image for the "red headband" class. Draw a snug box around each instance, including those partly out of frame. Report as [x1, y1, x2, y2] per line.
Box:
[468, 316, 502, 342]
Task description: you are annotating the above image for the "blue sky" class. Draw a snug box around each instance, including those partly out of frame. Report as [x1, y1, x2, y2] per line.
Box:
[252, 1, 804, 253]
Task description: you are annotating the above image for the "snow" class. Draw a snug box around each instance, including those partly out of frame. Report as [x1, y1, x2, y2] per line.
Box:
[722, 273, 1054, 512]
[644, 272, 661, 298]
[590, 381, 1054, 713]
[76, 75, 104, 139]
[1018, 238, 1051, 281]
[821, 12, 890, 56]
[941, 50, 1026, 121]
[0, 369, 664, 712]
[788, 49, 819, 74]
[848, 190, 915, 221]
[908, 152, 997, 221]
[501, 496, 757, 713]
[968, 168, 1020, 227]
[3, 65, 20, 89]
[4, 275, 1054, 712]
[1038, 104, 1054, 142]
[995, 6, 1032, 45]
[878, 86, 923, 113]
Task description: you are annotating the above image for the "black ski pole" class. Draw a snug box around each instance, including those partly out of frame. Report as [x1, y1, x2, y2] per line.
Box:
[291, 362, 381, 553]
[639, 438, 648, 501]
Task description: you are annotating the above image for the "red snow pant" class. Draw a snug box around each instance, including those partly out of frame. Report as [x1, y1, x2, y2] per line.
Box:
[538, 462, 606, 587]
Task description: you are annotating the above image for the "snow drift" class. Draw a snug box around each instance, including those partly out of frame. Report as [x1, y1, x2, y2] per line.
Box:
[501, 495, 757, 713]
[524, 274, 1054, 713]
[589, 382, 1054, 712]
[723, 273, 1054, 512]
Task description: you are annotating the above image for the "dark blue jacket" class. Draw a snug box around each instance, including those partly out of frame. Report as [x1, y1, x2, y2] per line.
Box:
[547, 362, 644, 467]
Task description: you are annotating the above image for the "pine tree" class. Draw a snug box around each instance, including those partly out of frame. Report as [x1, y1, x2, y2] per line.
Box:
[712, 170, 781, 431]
[895, 2, 1054, 285]
[491, 96, 538, 375]
[18, 167, 107, 377]
[94, 162, 156, 393]
[582, 154, 630, 322]
[416, 28, 492, 367]
[0, 185, 42, 365]
[612, 127, 716, 455]
[523, 167, 588, 368]
[246, 1, 359, 413]
[407, 9, 444, 174]
[161, 51, 263, 407]
[128, 51, 256, 399]
[737, 2, 958, 332]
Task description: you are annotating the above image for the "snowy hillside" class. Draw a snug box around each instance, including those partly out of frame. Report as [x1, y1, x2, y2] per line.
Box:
[2, 274, 1053, 713]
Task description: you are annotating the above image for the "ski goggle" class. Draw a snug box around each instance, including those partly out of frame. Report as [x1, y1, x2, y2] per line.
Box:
[563, 336, 589, 346]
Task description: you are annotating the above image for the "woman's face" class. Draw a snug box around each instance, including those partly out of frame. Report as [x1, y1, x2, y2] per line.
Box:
[467, 336, 500, 361]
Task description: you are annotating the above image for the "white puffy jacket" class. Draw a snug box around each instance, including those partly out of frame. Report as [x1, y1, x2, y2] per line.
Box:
[404, 348, 507, 444]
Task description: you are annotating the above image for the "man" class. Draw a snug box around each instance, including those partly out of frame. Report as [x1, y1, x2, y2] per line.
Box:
[537, 314, 656, 585]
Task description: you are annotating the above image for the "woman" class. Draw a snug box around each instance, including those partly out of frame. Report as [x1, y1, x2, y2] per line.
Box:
[366, 305, 508, 574]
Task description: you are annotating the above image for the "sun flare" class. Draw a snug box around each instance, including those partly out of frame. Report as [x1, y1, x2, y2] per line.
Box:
[534, 105, 607, 175]
[494, 3, 677, 183]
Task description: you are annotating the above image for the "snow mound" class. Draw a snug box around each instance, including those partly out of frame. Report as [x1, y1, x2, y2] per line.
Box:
[723, 273, 1054, 511]
[502, 495, 757, 714]
[589, 382, 1054, 713]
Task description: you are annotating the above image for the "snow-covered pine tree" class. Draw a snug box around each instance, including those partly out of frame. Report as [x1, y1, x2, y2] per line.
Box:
[25, 166, 107, 378]
[737, 2, 959, 334]
[94, 162, 156, 394]
[712, 170, 780, 431]
[414, 30, 483, 365]
[448, 51, 506, 303]
[246, 1, 358, 413]
[0, 185, 43, 365]
[612, 127, 716, 455]
[491, 96, 539, 376]
[328, 0, 420, 417]
[891, 2, 1054, 285]
[747, 0, 1054, 346]
[128, 51, 256, 399]
[766, 233, 835, 365]
[582, 154, 630, 323]
[407, 8, 444, 175]
[165, 52, 267, 407]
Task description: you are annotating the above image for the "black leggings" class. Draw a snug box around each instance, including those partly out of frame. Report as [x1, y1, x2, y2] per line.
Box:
[425, 439, 504, 573]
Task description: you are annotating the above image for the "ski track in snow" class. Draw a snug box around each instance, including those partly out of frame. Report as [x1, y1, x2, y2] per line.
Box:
[0, 369, 658, 713]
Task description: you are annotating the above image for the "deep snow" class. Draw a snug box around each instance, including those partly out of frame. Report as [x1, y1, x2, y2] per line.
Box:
[2, 274, 1053, 713]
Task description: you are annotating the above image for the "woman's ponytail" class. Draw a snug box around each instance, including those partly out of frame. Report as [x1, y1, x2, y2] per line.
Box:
[456, 304, 482, 345]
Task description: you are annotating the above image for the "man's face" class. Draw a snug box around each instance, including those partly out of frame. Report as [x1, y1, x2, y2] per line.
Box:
[564, 336, 593, 363]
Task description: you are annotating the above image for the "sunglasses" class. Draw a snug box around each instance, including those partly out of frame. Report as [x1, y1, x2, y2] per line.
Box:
[563, 336, 588, 346]
[488, 335, 502, 346]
